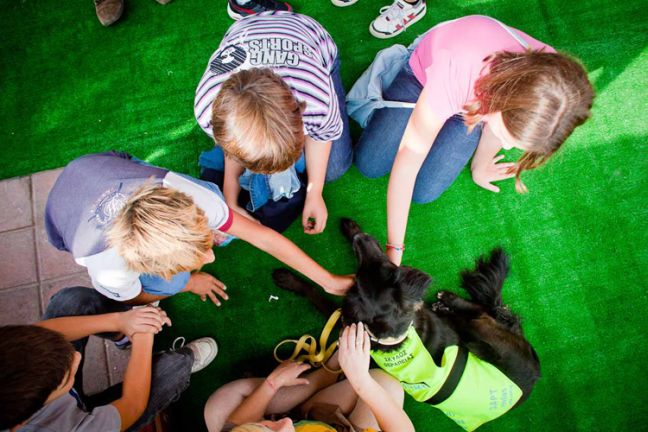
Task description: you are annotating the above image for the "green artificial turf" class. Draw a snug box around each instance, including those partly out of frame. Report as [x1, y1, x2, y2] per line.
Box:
[2, 0, 647, 431]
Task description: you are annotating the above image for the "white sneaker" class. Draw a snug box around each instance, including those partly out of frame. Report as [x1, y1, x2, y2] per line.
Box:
[369, 0, 426, 39]
[173, 337, 219, 373]
[331, 0, 359, 7]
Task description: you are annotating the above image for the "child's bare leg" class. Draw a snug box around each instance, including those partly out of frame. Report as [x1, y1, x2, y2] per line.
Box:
[204, 378, 264, 432]
[298, 378, 359, 415]
[299, 369, 403, 430]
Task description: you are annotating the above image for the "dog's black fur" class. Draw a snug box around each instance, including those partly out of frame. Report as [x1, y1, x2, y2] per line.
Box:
[272, 218, 541, 404]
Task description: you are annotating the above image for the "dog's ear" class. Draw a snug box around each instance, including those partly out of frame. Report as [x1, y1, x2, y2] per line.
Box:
[397, 266, 432, 303]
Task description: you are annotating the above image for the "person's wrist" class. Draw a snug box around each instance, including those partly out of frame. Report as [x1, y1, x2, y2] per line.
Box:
[385, 242, 405, 253]
[131, 332, 154, 345]
[112, 312, 125, 333]
[321, 272, 338, 294]
[348, 372, 373, 394]
[264, 377, 279, 394]
[182, 275, 195, 293]
[306, 182, 324, 197]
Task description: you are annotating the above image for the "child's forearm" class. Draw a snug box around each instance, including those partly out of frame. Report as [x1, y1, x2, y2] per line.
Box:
[304, 137, 331, 195]
[228, 380, 276, 425]
[228, 213, 336, 290]
[352, 377, 415, 432]
[386, 93, 443, 263]
[37, 314, 122, 342]
[470, 124, 502, 174]
[112, 332, 154, 431]
[223, 156, 245, 207]
[387, 149, 419, 247]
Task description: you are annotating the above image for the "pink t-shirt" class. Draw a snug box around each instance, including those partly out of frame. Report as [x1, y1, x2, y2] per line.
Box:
[409, 15, 556, 120]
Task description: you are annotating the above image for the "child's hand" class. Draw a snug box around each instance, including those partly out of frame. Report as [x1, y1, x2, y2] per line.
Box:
[185, 272, 229, 306]
[338, 323, 372, 389]
[472, 155, 516, 193]
[266, 361, 311, 391]
[117, 306, 171, 337]
[302, 193, 328, 234]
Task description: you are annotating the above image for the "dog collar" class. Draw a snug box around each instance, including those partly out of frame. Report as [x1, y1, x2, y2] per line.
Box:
[366, 322, 413, 346]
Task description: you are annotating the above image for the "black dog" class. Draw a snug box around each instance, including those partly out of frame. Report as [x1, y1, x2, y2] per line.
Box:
[272, 218, 540, 430]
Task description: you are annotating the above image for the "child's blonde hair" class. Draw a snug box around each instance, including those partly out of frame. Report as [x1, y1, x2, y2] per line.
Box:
[230, 424, 269, 432]
[106, 183, 213, 279]
[211, 68, 306, 174]
[463, 50, 594, 192]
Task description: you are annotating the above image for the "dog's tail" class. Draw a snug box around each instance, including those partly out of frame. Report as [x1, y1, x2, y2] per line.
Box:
[461, 248, 521, 331]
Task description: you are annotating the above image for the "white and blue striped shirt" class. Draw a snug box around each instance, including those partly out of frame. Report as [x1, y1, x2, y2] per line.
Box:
[194, 11, 342, 143]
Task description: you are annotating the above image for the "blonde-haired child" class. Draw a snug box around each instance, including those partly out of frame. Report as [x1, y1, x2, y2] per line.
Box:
[195, 11, 352, 234]
[45, 152, 352, 306]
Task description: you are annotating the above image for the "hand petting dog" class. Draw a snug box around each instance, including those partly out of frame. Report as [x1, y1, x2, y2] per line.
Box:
[338, 322, 372, 388]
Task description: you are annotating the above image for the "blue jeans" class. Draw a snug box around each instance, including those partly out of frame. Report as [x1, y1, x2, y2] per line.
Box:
[199, 56, 353, 183]
[354, 61, 483, 203]
[44, 287, 194, 432]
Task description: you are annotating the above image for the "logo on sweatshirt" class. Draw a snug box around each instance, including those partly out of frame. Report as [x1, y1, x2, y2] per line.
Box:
[210, 44, 248, 75]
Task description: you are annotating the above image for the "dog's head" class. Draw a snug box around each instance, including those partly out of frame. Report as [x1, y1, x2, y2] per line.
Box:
[339, 219, 432, 351]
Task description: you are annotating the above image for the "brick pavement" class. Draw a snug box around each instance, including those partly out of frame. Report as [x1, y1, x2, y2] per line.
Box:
[0, 169, 128, 395]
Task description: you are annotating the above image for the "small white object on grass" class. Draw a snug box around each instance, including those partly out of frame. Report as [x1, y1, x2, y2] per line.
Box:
[268, 295, 279, 302]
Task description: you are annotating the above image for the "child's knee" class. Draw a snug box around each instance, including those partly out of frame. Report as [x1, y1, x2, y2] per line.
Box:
[412, 186, 444, 204]
[44, 286, 94, 319]
[325, 157, 352, 183]
[354, 152, 391, 179]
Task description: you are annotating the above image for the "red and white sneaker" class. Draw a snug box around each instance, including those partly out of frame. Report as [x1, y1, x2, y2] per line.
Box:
[331, 0, 359, 7]
[227, 0, 292, 20]
[369, 0, 426, 39]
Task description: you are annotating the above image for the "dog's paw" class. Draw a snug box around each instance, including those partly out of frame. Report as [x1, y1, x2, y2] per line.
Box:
[340, 218, 363, 241]
[271, 269, 307, 294]
[431, 301, 451, 313]
[437, 290, 459, 305]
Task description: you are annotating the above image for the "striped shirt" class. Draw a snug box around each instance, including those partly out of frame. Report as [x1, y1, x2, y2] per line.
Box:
[194, 11, 342, 143]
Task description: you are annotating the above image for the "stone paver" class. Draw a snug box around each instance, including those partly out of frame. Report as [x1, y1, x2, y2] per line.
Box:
[106, 342, 130, 386]
[83, 336, 111, 395]
[0, 284, 41, 325]
[0, 169, 124, 396]
[0, 228, 38, 289]
[35, 223, 85, 282]
[31, 169, 62, 223]
[30, 168, 85, 281]
[0, 176, 32, 232]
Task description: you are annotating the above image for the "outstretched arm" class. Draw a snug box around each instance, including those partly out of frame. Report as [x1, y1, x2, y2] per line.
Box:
[228, 211, 354, 295]
[36, 307, 171, 341]
[387, 86, 444, 265]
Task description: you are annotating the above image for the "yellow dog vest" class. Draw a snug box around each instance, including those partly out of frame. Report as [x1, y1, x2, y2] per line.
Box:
[371, 326, 523, 431]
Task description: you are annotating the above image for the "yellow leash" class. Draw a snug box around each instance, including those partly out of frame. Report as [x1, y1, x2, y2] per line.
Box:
[274, 309, 342, 374]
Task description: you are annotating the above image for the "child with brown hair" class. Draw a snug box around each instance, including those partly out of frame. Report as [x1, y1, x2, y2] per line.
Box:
[353, 15, 594, 265]
[194, 11, 352, 234]
[0, 286, 216, 431]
